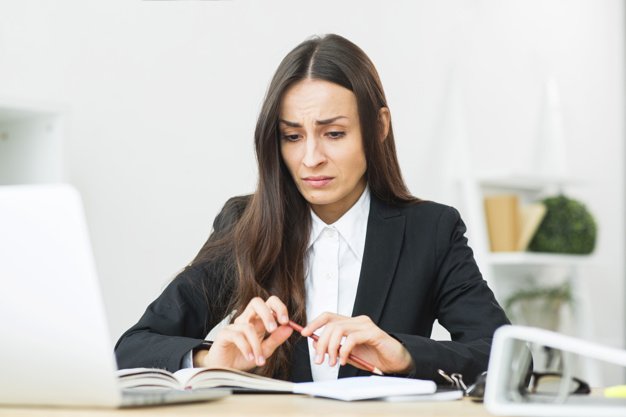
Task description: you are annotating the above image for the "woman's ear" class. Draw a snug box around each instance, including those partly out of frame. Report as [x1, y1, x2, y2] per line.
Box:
[378, 107, 390, 143]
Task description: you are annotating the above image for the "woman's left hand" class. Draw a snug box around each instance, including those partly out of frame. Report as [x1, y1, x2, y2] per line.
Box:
[301, 313, 415, 375]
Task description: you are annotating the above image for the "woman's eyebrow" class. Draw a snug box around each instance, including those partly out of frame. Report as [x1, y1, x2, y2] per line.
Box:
[278, 116, 348, 128]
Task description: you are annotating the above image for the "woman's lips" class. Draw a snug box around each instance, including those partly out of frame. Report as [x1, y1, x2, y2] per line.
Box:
[302, 176, 334, 188]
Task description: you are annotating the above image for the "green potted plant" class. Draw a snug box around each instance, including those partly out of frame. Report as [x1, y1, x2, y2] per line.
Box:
[528, 195, 597, 254]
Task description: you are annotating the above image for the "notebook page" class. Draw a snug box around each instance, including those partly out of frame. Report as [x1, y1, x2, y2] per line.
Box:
[294, 376, 436, 401]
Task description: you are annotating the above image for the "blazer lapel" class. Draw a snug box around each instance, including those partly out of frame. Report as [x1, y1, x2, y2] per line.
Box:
[339, 196, 405, 378]
[290, 337, 313, 382]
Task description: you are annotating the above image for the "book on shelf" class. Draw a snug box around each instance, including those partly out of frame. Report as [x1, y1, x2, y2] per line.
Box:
[484, 195, 547, 252]
[117, 367, 439, 401]
[484, 194, 521, 252]
[516, 203, 547, 251]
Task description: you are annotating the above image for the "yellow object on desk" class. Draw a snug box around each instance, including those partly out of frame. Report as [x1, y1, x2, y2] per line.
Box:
[604, 385, 626, 398]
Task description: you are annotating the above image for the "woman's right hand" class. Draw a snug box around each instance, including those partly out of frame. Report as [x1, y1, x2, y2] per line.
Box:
[194, 295, 293, 370]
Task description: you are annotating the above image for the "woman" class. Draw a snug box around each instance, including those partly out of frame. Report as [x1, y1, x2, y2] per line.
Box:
[115, 34, 509, 384]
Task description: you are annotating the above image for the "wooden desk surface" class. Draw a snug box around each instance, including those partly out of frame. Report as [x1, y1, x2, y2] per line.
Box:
[0, 394, 492, 417]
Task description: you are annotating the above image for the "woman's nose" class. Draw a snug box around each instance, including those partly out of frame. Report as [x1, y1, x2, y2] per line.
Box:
[302, 137, 326, 168]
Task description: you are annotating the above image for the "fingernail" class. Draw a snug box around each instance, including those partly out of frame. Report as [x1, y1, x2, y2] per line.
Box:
[248, 353, 254, 362]
[315, 354, 322, 364]
[268, 322, 276, 331]
[281, 315, 289, 324]
[257, 356, 265, 366]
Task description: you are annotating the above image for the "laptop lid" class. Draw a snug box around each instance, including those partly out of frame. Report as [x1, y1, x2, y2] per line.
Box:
[0, 184, 122, 407]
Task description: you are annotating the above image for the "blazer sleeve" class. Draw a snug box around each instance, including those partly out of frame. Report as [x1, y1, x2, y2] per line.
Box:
[391, 206, 510, 384]
[114, 196, 247, 372]
[114, 266, 214, 372]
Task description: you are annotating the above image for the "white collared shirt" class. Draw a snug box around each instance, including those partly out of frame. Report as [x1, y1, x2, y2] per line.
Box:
[186, 188, 371, 375]
[305, 186, 371, 381]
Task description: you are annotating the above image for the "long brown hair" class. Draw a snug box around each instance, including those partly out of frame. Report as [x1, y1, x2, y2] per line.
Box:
[192, 34, 416, 380]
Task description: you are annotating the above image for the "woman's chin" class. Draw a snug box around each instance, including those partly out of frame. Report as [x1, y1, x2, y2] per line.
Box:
[301, 190, 337, 207]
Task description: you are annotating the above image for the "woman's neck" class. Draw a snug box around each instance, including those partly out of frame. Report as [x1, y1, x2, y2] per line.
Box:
[311, 180, 367, 225]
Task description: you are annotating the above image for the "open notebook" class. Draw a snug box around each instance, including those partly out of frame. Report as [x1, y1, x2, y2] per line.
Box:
[118, 367, 438, 401]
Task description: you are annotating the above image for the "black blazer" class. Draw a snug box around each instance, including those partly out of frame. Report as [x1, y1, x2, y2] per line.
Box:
[115, 195, 509, 384]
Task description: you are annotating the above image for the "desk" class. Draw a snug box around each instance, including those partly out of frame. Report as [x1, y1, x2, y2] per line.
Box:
[0, 394, 492, 417]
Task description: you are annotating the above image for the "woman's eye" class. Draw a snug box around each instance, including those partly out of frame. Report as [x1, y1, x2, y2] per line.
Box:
[282, 134, 300, 142]
[326, 131, 345, 139]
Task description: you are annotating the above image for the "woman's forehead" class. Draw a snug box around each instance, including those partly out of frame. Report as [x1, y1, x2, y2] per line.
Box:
[279, 79, 357, 122]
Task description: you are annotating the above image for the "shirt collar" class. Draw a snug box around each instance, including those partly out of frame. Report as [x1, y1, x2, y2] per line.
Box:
[308, 186, 371, 260]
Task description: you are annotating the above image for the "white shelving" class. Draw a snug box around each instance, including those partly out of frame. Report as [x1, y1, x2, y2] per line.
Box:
[465, 174, 601, 385]
[470, 173, 596, 285]
[486, 252, 596, 267]
[0, 99, 66, 185]
[477, 174, 581, 193]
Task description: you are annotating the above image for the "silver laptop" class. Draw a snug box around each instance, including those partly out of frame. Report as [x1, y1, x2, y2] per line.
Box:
[0, 184, 229, 408]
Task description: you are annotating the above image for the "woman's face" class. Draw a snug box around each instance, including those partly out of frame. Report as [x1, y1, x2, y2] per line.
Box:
[279, 79, 367, 224]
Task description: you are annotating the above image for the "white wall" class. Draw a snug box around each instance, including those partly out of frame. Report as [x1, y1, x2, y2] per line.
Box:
[0, 0, 623, 382]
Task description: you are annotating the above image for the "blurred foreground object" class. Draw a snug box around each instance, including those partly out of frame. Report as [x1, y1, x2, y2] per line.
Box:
[486, 325, 626, 417]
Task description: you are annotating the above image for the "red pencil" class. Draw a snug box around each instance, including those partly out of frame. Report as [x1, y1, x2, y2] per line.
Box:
[286, 320, 384, 376]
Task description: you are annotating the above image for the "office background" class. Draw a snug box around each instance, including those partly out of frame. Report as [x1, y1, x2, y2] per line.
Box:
[0, 0, 623, 383]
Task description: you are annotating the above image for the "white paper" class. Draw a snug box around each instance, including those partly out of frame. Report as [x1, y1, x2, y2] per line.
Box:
[294, 376, 437, 401]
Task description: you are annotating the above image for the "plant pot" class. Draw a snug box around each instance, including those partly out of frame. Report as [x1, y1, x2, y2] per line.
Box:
[517, 298, 564, 331]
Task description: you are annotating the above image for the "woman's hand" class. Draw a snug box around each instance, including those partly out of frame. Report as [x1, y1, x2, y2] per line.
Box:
[301, 313, 414, 375]
[194, 296, 293, 370]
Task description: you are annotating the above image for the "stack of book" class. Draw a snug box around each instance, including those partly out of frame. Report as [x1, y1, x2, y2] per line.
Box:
[484, 195, 546, 252]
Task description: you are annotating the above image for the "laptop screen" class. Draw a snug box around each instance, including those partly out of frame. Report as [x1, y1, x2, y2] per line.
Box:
[0, 184, 121, 407]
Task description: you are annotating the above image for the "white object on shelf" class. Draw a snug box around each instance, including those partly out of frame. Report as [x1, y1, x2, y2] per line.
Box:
[531, 78, 569, 181]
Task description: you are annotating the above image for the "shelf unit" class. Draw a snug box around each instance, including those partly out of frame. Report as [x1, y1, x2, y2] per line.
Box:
[0, 99, 66, 185]
[465, 174, 601, 384]
[473, 173, 592, 287]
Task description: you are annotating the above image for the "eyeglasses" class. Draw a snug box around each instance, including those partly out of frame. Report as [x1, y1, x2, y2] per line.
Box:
[441, 370, 591, 402]
[525, 372, 591, 396]
[501, 339, 592, 403]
